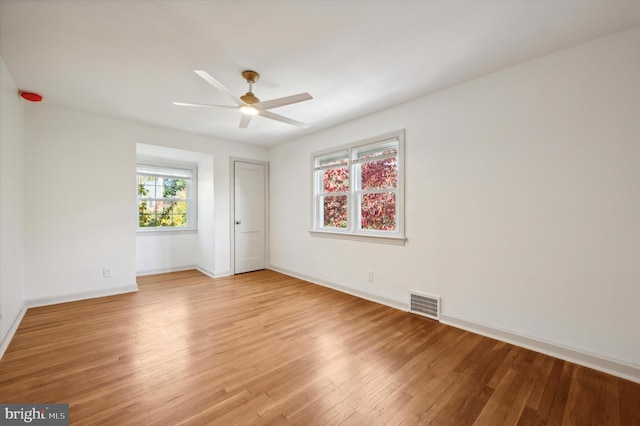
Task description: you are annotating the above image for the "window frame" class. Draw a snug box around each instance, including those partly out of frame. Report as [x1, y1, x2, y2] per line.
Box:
[136, 158, 198, 233]
[313, 149, 350, 232]
[310, 130, 406, 245]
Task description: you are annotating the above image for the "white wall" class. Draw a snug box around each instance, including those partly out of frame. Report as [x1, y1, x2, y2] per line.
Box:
[0, 56, 25, 343]
[24, 105, 138, 300]
[269, 29, 640, 379]
[24, 104, 268, 298]
[196, 156, 215, 276]
[136, 232, 199, 275]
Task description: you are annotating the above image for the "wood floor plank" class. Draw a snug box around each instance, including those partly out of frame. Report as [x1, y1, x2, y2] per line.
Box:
[1, 269, 638, 425]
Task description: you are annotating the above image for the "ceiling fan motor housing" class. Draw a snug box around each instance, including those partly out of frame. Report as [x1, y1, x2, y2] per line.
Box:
[241, 92, 260, 104]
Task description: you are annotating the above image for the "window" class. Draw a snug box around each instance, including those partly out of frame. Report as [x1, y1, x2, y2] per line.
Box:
[137, 162, 197, 231]
[311, 130, 405, 244]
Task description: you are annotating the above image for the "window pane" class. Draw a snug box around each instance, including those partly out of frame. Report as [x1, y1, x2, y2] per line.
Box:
[137, 201, 186, 227]
[360, 192, 396, 231]
[138, 200, 152, 227]
[155, 200, 174, 212]
[323, 167, 349, 193]
[163, 178, 187, 199]
[361, 157, 397, 190]
[172, 213, 187, 227]
[171, 201, 187, 227]
[145, 200, 160, 212]
[138, 175, 156, 198]
[322, 195, 348, 228]
[317, 151, 348, 168]
[144, 184, 154, 198]
[148, 213, 159, 226]
[353, 140, 398, 161]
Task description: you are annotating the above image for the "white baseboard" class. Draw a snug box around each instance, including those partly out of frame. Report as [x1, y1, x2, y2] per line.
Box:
[0, 302, 27, 360]
[440, 313, 640, 384]
[198, 267, 232, 278]
[196, 266, 216, 278]
[136, 265, 198, 276]
[137, 265, 230, 279]
[268, 265, 407, 311]
[269, 265, 640, 384]
[25, 284, 139, 309]
[211, 270, 231, 278]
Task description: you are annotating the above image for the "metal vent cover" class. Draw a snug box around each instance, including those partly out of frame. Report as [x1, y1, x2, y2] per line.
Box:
[409, 291, 440, 321]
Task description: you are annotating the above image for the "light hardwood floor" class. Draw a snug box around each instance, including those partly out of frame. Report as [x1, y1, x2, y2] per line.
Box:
[1, 270, 638, 425]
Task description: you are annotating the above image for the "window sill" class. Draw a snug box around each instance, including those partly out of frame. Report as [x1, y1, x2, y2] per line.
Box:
[137, 228, 197, 236]
[308, 230, 407, 246]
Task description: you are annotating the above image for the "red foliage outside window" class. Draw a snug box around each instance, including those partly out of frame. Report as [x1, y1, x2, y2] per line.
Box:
[322, 155, 397, 230]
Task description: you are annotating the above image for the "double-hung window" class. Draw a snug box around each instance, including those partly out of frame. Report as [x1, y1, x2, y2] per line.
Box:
[137, 161, 197, 231]
[312, 130, 405, 244]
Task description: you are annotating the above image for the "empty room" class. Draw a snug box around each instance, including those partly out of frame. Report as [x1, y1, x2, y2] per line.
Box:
[0, 1, 639, 424]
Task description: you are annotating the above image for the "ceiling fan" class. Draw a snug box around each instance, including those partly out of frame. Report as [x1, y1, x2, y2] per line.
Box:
[173, 70, 313, 128]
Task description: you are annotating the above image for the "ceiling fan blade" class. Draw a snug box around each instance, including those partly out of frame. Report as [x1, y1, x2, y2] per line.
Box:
[193, 70, 244, 106]
[172, 101, 237, 109]
[239, 114, 253, 129]
[256, 92, 313, 110]
[259, 110, 309, 128]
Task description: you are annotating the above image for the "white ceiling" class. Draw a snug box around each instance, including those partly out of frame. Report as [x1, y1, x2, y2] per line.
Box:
[1, 1, 639, 147]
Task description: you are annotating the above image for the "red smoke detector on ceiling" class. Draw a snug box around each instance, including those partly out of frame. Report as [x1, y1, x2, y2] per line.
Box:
[19, 91, 43, 102]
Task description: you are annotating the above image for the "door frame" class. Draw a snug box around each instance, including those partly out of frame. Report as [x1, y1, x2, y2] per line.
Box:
[229, 157, 270, 275]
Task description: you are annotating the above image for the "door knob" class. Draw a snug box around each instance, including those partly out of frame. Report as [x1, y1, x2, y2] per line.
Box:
[235, 220, 241, 225]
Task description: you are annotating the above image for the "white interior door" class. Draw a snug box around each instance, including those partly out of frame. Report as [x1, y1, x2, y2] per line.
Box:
[234, 161, 266, 274]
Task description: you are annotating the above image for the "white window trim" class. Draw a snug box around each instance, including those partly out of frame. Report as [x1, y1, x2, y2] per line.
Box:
[310, 130, 406, 245]
[136, 157, 198, 233]
[308, 230, 407, 245]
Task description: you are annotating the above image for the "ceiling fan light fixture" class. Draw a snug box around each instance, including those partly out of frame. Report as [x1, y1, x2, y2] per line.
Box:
[240, 105, 259, 115]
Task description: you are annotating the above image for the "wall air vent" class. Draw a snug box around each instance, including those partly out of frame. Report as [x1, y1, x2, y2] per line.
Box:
[409, 291, 440, 321]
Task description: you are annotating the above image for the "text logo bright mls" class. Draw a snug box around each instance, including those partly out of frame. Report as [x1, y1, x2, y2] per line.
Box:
[1, 404, 69, 425]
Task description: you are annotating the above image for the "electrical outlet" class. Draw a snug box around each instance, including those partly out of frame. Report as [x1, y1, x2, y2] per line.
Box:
[103, 268, 112, 278]
[367, 271, 374, 282]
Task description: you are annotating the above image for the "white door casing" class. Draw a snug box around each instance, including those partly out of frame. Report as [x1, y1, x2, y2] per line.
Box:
[233, 161, 267, 274]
